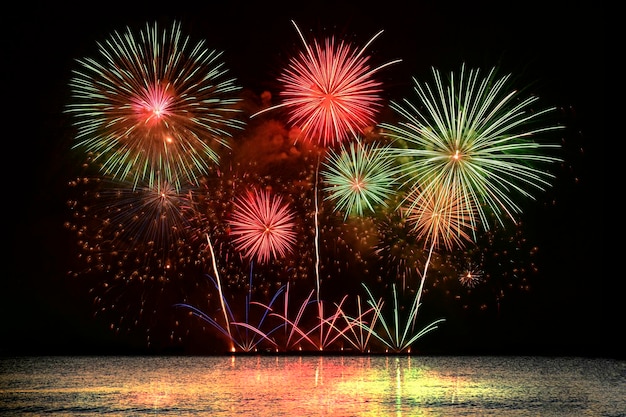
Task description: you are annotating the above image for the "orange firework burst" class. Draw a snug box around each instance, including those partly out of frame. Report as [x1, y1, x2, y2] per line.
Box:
[403, 184, 474, 252]
[458, 263, 484, 288]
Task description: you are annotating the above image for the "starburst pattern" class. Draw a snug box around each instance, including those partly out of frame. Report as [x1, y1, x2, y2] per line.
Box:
[321, 139, 397, 218]
[402, 182, 474, 252]
[67, 20, 246, 190]
[381, 64, 563, 235]
[229, 188, 298, 264]
[253, 20, 400, 147]
[458, 263, 484, 288]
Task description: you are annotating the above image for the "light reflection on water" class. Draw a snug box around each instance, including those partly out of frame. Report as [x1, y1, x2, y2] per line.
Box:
[0, 355, 624, 416]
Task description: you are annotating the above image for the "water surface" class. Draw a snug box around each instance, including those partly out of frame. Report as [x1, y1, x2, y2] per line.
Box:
[1, 355, 624, 416]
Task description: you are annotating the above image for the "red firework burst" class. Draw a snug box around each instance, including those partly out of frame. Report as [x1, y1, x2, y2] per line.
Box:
[254, 20, 400, 147]
[229, 188, 297, 264]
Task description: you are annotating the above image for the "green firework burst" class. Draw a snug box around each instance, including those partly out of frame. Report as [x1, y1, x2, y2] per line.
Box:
[381, 64, 563, 236]
[67, 20, 246, 191]
[321, 139, 398, 219]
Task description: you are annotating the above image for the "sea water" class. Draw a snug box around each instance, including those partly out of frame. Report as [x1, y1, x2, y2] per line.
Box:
[1, 355, 624, 416]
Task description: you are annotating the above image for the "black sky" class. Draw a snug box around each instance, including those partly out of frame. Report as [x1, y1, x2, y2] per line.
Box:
[4, 1, 610, 357]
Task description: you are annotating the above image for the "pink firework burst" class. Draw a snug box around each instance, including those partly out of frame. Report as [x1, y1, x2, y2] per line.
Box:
[254, 20, 400, 147]
[229, 188, 297, 264]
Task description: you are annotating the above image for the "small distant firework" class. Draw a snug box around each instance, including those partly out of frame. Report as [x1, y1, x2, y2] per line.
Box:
[253, 20, 400, 147]
[229, 188, 298, 264]
[67, 20, 246, 190]
[458, 263, 484, 288]
[321, 139, 397, 218]
[426, 218, 539, 313]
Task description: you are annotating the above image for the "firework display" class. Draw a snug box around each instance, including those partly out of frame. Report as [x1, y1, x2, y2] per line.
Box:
[65, 20, 563, 354]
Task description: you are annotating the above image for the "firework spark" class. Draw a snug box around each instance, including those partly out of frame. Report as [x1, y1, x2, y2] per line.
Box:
[253, 20, 400, 147]
[67, 20, 246, 190]
[374, 207, 428, 293]
[229, 188, 298, 264]
[458, 263, 484, 288]
[381, 64, 563, 235]
[321, 138, 398, 219]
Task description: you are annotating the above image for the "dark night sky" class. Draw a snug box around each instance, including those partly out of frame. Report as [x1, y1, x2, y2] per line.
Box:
[4, 1, 610, 357]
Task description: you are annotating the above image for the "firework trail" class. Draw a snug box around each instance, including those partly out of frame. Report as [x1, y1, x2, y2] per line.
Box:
[204, 234, 233, 350]
[174, 263, 286, 353]
[252, 20, 400, 147]
[360, 282, 445, 353]
[67, 20, 246, 191]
